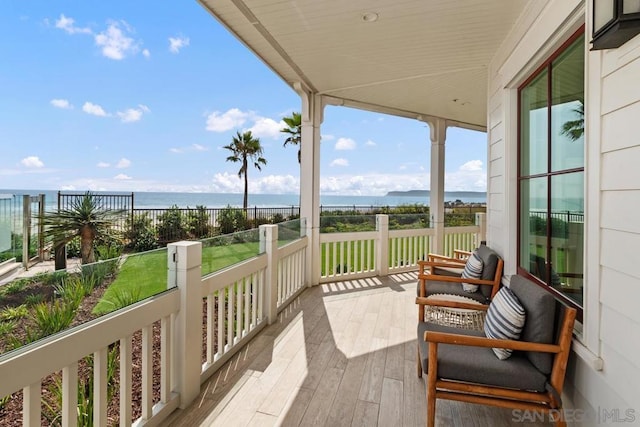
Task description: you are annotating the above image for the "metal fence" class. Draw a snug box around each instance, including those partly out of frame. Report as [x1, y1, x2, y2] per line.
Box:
[57, 191, 134, 231]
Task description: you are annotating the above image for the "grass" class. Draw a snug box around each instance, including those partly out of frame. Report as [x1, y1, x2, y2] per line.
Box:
[93, 241, 259, 315]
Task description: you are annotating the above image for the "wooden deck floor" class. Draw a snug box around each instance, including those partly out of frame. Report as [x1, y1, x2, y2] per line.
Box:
[165, 273, 550, 427]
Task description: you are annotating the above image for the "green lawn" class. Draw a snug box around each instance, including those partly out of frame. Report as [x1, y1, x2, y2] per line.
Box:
[93, 241, 260, 315]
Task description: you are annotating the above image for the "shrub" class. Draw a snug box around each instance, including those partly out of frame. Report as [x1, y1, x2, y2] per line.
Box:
[217, 206, 248, 234]
[125, 212, 158, 252]
[186, 205, 213, 239]
[24, 293, 45, 307]
[2, 279, 26, 295]
[157, 205, 187, 244]
[31, 299, 76, 337]
[0, 304, 29, 321]
[66, 236, 81, 258]
[100, 287, 142, 313]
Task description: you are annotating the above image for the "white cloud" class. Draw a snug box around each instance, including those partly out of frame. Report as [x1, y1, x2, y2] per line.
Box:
[82, 102, 108, 117]
[206, 108, 250, 132]
[21, 156, 44, 168]
[55, 14, 91, 34]
[335, 137, 356, 150]
[210, 172, 299, 194]
[365, 139, 376, 147]
[114, 174, 132, 180]
[50, 99, 73, 109]
[96, 162, 110, 168]
[330, 158, 349, 167]
[142, 49, 150, 58]
[321, 134, 335, 141]
[460, 159, 483, 171]
[94, 21, 139, 60]
[116, 158, 131, 169]
[320, 173, 430, 196]
[116, 105, 149, 123]
[246, 117, 285, 139]
[169, 36, 190, 53]
[117, 108, 143, 123]
[445, 160, 487, 191]
[170, 144, 208, 154]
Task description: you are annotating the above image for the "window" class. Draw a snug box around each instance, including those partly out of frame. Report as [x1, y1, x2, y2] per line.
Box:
[518, 31, 584, 314]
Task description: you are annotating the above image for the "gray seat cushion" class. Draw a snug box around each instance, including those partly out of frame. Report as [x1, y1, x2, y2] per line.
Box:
[418, 280, 488, 304]
[508, 275, 557, 374]
[432, 265, 464, 277]
[417, 322, 548, 392]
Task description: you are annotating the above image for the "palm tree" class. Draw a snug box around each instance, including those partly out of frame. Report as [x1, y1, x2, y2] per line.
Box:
[280, 112, 301, 163]
[223, 131, 267, 210]
[560, 102, 584, 141]
[42, 192, 124, 265]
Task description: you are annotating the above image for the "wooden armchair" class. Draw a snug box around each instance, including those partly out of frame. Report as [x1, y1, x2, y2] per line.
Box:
[417, 244, 503, 321]
[416, 275, 577, 427]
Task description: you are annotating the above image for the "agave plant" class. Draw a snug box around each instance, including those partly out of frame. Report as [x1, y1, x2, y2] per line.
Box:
[42, 192, 125, 265]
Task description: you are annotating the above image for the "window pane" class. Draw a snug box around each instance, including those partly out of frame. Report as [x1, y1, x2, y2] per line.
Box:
[594, 0, 615, 32]
[520, 71, 548, 176]
[624, 0, 640, 14]
[551, 35, 584, 172]
[520, 177, 548, 277]
[550, 172, 584, 306]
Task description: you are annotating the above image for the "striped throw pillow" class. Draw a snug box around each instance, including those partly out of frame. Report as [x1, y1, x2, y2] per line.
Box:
[460, 251, 483, 292]
[484, 287, 526, 360]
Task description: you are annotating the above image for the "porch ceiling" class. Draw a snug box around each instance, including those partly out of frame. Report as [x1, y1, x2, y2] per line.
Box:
[198, 0, 528, 130]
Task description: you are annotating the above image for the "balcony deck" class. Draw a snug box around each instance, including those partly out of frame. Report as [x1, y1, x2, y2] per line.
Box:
[165, 272, 550, 426]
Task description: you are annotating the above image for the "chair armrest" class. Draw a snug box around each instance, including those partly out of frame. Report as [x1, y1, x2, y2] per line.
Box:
[424, 331, 561, 354]
[418, 260, 466, 275]
[426, 253, 467, 264]
[453, 249, 472, 260]
[417, 274, 497, 286]
[416, 296, 489, 311]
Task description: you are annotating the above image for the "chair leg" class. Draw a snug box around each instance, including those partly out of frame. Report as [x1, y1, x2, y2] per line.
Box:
[426, 378, 436, 427]
[552, 407, 567, 427]
[417, 346, 422, 378]
[427, 343, 437, 427]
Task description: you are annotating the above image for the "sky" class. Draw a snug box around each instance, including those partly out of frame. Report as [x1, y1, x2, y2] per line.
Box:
[0, 1, 488, 197]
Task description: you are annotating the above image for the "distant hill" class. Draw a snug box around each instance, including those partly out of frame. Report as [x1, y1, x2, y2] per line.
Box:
[386, 190, 486, 197]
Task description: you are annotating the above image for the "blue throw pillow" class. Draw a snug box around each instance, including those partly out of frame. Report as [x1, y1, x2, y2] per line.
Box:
[484, 286, 526, 360]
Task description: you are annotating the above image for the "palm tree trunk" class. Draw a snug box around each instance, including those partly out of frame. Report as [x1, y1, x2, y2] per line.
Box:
[243, 161, 249, 211]
[80, 226, 95, 264]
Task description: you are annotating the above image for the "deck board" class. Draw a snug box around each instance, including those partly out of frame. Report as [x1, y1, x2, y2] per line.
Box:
[165, 274, 551, 426]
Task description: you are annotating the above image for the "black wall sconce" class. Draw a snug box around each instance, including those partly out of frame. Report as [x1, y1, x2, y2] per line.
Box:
[592, 0, 640, 50]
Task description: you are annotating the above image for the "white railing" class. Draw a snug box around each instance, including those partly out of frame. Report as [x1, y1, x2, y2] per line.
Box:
[276, 238, 307, 309]
[319, 230, 377, 282]
[319, 214, 484, 282]
[443, 225, 482, 258]
[0, 224, 308, 426]
[0, 215, 483, 425]
[0, 290, 180, 426]
[388, 228, 434, 273]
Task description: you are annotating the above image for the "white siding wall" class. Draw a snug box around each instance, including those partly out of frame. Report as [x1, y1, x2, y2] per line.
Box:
[487, 0, 640, 423]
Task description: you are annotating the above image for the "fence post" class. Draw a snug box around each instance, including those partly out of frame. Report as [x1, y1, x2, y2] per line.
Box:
[22, 195, 30, 269]
[475, 212, 487, 246]
[376, 214, 389, 277]
[168, 241, 202, 409]
[260, 224, 279, 324]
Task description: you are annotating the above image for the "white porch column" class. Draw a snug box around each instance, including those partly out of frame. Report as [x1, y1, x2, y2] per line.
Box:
[295, 83, 324, 287]
[428, 118, 447, 255]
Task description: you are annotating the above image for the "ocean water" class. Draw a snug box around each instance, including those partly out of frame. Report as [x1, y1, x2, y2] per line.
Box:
[1, 189, 486, 210]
